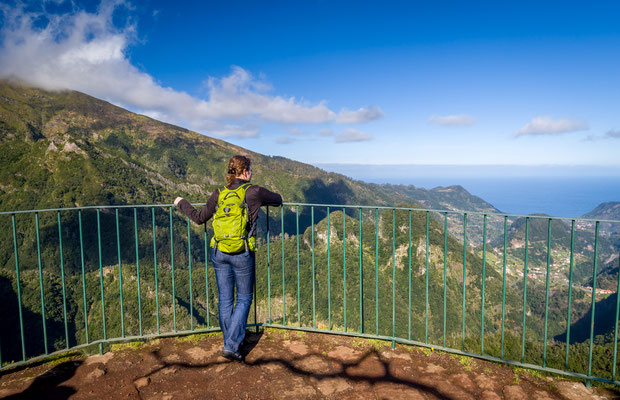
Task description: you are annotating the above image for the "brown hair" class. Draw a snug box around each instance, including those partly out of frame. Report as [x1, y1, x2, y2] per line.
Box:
[225, 155, 251, 186]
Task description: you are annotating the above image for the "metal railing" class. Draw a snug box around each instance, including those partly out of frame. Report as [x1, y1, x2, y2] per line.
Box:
[0, 203, 619, 387]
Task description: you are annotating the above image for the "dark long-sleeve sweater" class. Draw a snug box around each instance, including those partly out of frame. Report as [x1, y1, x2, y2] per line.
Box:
[177, 179, 282, 238]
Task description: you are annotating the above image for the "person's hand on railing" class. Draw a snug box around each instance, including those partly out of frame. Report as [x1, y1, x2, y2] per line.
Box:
[174, 197, 184, 206]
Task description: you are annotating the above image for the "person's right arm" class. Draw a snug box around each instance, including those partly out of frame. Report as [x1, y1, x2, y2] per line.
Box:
[176, 190, 219, 224]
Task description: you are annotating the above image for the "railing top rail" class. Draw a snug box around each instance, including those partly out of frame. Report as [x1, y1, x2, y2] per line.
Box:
[1, 202, 619, 224]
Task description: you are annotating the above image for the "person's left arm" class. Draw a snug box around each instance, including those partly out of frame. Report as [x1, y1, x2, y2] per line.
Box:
[175, 190, 218, 224]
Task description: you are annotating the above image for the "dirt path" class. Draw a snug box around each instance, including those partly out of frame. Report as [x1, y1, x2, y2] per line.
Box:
[1, 329, 618, 399]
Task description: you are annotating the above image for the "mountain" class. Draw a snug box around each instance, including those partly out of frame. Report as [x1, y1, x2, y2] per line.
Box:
[582, 202, 620, 222]
[0, 80, 617, 378]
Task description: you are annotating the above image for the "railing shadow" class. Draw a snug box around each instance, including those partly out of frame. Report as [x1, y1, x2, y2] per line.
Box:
[134, 332, 452, 399]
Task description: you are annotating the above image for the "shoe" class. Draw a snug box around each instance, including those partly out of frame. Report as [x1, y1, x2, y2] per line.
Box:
[222, 350, 244, 362]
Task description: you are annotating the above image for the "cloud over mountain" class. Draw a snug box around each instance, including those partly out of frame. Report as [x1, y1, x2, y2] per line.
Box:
[0, 2, 381, 139]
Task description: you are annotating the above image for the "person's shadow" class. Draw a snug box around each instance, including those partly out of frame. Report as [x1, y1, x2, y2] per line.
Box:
[3, 360, 82, 400]
[240, 331, 263, 357]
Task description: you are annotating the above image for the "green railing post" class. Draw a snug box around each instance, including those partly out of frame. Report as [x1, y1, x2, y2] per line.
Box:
[327, 207, 331, 330]
[311, 207, 316, 328]
[392, 208, 396, 349]
[12, 214, 26, 361]
[78, 210, 89, 344]
[267, 207, 271, 324]
[296, 206, 301, 327]
[443, 212, 448, 348]
[501, 215, 508, 359]
[169, 207, 177, 332]
[57, 212, 69, 348]
[187, 218, 193, 331]
[481, 214, 487, 355]
[35, 213, 48, 354]
[587, 221, 600, 386]
[281, 206, 286, 325]
[462, 213, 467, 351]
[408, 210, 412, 341]
[613, 245, 620, 380]
[115, 209, 125, 338]
[152, 208, 160, 334]
[543, 219, 552, 367]
[521, 217, 530, 363]
[96, 209, 107, 340]
[425, 211, 430, 344]
[565, 220, 575, 371]
[343, 207, 347, 332]
[134, 208, 143, 336]
[375, 208, 379, 336]
[359, 207, 363, 334]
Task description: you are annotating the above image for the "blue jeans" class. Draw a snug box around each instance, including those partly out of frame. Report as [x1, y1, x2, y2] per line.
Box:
[211, 247, 255, 354]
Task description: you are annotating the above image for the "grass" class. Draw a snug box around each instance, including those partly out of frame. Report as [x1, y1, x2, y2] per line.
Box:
[452, 354, 475, 372]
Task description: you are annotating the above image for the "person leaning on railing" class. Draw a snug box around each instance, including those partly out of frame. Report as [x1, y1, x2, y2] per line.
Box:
[174, 155, 282, 361]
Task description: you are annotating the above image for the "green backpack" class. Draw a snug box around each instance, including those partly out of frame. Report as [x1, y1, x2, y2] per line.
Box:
[210, 183, 256, 253]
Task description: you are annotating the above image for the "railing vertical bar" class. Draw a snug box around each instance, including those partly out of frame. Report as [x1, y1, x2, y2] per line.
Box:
[327, 207, 331, 330]
[204, 224, 210, 327]
[392, 208, 396, 349]
[12, 214, 26, 361]
[267, 207, 271, 325]
[152, 208, 160, 334]
[443, 212, 448, 348]
[35, 213, 48, 354]
[565, 220, 575, 371]
[521, 217, 530, 363]
[57, 212, 69, 348]
[78, 211, 89, 344]
[587, 221, 600, 382]
[425, 211, 430, 344]
[343, 207, 347, 332]
[311, 207, 316, 328]
[169, 207, 177, 332]
[501, 215, 508, 359]
[187, 217, 193, 331]
[462, 213, 467, 351]
[359, 207, 363, 334]
[281, 206, 286, 325]
[481, 214, 487, 355]
[134, 209, 143, 336]
[543, 219, 552, 367]
[408, 210, 412, 341]
[375, 208, 379, 336]
[613, 244, 620, 380]
[296, 206, 301, 327]
[96, 209, 107, 340]
[115, 209, 125, 338]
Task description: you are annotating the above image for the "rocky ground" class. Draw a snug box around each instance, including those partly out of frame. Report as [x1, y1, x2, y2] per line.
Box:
[0, 329, 619, 399]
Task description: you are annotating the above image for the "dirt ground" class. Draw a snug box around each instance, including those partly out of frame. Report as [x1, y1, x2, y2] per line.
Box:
[1, 329, 619, 399]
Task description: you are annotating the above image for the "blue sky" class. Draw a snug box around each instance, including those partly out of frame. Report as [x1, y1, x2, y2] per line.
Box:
[1, 0, 620, 167]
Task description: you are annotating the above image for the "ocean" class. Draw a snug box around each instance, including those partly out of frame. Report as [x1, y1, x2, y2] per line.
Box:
[316, 164, 620, 218]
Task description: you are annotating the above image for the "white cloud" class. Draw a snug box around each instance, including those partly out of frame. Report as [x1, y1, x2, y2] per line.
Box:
[276, 136, 295, 144]
[428, 114, 475, 126]
[607, 129, 620, 138]
[0, 2, 381, 139]
[319, 129, 333, 136]
[335, 129, 372, 143]
[288, 127, 308, 135]
[336, 106, 383, 124]
[515, 116, 588, 136]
